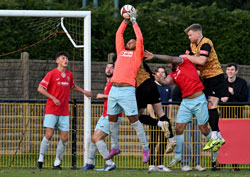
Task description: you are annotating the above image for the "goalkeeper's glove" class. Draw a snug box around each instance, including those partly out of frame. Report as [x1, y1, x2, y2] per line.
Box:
[129, 12, 137, 24]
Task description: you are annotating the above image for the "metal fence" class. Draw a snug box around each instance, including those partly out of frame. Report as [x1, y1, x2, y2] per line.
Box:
[0, 100, 250, 170]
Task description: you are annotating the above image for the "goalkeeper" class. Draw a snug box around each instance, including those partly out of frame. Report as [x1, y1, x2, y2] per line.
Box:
[106, 11, 149, 163]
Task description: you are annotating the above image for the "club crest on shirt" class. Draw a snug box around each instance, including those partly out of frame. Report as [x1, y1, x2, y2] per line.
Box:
[120, 51, 133, 57]
[61, 72, 66, 78]
[67, 77, 70, 82]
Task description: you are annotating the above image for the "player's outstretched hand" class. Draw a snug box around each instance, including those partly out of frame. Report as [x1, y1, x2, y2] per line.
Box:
[84, 90, 92, 98]
[144, 50, 154, 61]
[96, 93, 105, 100]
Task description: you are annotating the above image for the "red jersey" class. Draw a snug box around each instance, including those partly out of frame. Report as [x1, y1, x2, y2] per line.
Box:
[111, 21, 144, 87]
[39, 68, 75, 115]
[169, 58, 204, 98]
[102, 80, 122, 117]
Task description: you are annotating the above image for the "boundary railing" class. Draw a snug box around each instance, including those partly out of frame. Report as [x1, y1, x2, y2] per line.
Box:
[0, 99, 250, 170]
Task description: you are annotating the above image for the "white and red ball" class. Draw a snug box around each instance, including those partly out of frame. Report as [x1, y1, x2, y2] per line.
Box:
[120, 4, 136, 19]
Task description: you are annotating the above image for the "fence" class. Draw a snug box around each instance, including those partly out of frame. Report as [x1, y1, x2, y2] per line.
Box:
[0, 100, 250, 170]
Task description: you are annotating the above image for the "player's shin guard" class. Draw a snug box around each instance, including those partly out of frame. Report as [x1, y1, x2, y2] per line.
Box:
[159, 115, 174, 138]
[208, 109, 219, 132]
[109, 122, 119, 149]
[131, 120, 148, 150]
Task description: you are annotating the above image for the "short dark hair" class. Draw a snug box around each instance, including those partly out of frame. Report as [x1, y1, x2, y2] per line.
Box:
[154, 66, 167, 75]
[55, 51, 69, 59]
[112, 53, 117, 63]
[107, 62, 114, 67]
[226, 63, 238, 71]
[184, 23, 202, 34]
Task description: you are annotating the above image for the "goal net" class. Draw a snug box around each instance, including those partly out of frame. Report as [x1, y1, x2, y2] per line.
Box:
[0, 10, 91, 166]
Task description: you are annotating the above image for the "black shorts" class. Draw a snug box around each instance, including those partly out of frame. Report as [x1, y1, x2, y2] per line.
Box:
[202, 74, 229, 98]
[136, 78, 161, 109]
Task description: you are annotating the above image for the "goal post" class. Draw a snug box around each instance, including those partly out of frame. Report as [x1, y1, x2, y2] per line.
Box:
[0, 10, 91, 164]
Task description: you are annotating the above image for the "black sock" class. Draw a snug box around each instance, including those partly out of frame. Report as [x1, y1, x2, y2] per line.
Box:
[208, 108, 219, 131]
[139, 115, 158, 126]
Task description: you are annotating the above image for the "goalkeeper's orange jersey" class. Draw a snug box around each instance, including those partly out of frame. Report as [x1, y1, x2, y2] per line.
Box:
[111, 21, 144, 87]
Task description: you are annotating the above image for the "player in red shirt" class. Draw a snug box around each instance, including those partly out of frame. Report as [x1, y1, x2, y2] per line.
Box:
[82, 63, 122, 171]
[107, 12, 149, 163]
[36, 51, 91, 170]
[144, 51, 212, 168]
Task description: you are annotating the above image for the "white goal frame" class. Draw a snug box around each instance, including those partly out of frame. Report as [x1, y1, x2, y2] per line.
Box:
[0, 10, 91, 164]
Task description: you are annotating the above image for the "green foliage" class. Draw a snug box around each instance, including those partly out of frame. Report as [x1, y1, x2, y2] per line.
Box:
[0, 0, 250, 64]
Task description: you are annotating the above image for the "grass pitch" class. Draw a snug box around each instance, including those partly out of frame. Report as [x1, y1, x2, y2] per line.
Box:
[0, 168, 250, 177]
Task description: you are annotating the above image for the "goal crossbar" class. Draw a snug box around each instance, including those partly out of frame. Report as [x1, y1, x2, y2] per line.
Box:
[0, 10, 90, 17]
[0, 10, 92, 164]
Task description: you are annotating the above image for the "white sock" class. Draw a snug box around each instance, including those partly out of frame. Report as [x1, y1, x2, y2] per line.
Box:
[169, 137, 175, 142]
[217, 132, 223, 139]
[87, 158, 94, 164]
[206, 130, 212, 141]
[157, 121, 163, 128]
[54, 140, 67, 166]
[211, 131, 218, 140]
[96, 140, 109, 159]
[38, 137, 50, 162]
[109, 122, 119, 149]
[175, 134, 184, 159]
[131, 120, 149, 150]
[88, 143, 97, 159]
[105, 159, 114, 165]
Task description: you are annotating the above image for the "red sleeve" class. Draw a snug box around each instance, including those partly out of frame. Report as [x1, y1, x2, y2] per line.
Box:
[104, 81, 112, 95]
[168, 73, 174, 80]
[116, 21, 127, 54]
[39, 71, 52, 89]
[133, 24, 144, 62]
[70, 73, 75, 88]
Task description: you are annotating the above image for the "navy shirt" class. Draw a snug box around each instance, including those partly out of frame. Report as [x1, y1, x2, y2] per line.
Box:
[155, 82, 172, 103]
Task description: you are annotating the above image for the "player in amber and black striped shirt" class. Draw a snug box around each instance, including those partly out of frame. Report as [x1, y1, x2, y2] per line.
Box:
[180, 24, 228, 154]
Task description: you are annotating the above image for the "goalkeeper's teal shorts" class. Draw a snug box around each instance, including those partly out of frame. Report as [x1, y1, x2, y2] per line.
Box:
[107, 86, 138, 116]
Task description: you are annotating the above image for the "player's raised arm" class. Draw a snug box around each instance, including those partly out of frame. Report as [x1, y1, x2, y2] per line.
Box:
[144, 50, 183, 65]
[115, 20, 129, 54]
[130, 11, 144, 61]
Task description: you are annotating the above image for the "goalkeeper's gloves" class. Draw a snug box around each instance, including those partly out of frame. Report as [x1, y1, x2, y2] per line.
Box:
[129, 12, 137, 24]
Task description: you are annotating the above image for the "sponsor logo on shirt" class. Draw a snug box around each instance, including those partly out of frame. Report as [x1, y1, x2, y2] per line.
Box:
[120, 51, 133, 57]
[57, 82, 69, 86]
[200, 50, 209, 55]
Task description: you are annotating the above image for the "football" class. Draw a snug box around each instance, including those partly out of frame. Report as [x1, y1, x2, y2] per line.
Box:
[120, 4, 136, 19]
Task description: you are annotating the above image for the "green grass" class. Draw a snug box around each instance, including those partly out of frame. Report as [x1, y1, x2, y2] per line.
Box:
[0, 168, 250, 177]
